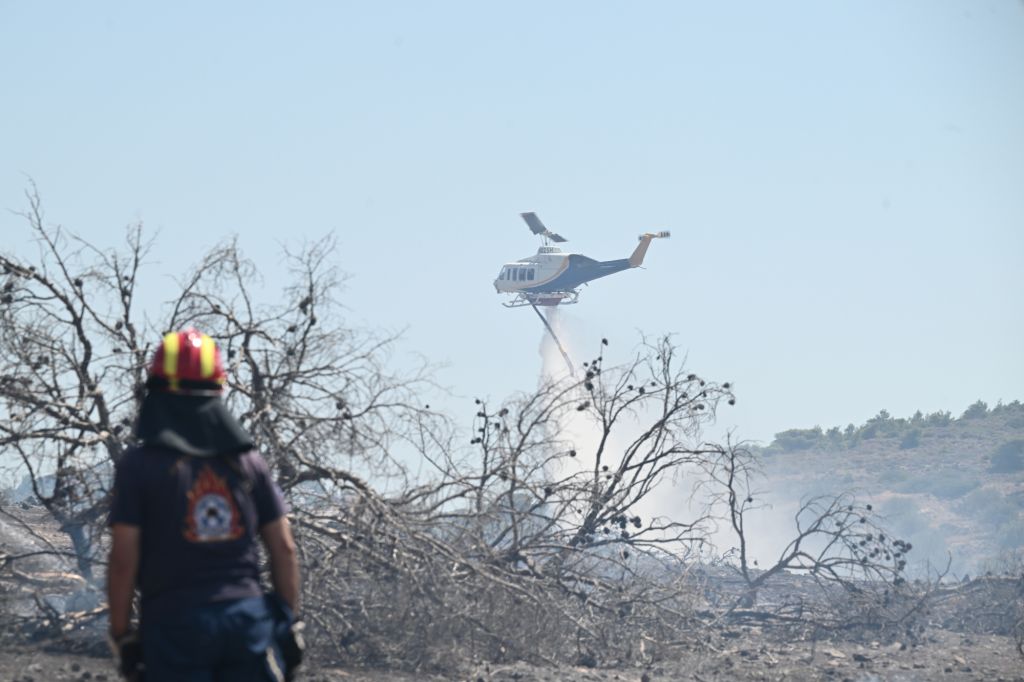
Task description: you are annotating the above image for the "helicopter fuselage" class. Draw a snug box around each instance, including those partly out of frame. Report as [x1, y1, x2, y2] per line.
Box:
[495, 212, 669, 307]
[493, 246, 632, 306]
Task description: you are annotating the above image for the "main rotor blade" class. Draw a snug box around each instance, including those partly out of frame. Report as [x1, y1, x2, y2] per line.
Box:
[520, 212, 548, 235]
[520, 212, 569, 242]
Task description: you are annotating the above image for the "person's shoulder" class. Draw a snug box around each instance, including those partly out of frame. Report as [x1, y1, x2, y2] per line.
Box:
[116, 446, 143, 469]
[116, 445, 178, 472]
[236, 450, 274, 477]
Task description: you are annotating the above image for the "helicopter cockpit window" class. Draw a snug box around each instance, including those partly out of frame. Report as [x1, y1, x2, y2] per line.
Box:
[516, 269, 523, 281]
[528, 269, 535, 280]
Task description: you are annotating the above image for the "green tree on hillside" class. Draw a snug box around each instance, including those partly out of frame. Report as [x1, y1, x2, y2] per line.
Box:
[962, 400, 989, 420]
[989, 440, 1024, 474]
[772, 427, 824, 451]
[899, 428, 921, 450]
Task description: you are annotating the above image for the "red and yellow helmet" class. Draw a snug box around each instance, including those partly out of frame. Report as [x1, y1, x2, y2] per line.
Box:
[147, 328, 226, 394]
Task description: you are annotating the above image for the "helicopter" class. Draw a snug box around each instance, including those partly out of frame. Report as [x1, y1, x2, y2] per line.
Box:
[494, 212, 670, 308]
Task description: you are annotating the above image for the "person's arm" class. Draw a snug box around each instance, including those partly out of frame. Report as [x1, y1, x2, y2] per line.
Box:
[107, 523, 141, 638]
[260, 516, 300, 614]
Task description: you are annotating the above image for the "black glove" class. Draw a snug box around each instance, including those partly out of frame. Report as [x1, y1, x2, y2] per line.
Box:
[109, 630, 145, 681]
[279, 619, 305, 680]
[266, 593, 305, 680]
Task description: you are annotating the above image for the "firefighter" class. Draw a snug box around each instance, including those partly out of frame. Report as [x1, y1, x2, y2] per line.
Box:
[107, 328, 302, 681]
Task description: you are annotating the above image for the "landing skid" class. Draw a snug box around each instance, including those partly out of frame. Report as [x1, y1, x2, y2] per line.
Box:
[502, 290, 579, 308]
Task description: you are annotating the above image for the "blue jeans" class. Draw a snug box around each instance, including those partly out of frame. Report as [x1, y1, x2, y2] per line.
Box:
[142, 596, 285, 682]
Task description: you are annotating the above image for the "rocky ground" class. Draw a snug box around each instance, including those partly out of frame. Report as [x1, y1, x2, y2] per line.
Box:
[2, 627, 1021, 682]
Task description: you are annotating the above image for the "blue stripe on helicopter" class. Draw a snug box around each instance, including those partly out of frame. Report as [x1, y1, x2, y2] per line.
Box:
[525, 255, 632, 293]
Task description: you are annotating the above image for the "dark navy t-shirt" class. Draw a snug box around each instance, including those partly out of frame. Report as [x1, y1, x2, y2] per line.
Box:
[108, 446, 287, 622]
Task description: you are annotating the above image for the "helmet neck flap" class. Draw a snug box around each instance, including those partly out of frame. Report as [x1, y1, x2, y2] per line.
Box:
[134, 391, 254, 457]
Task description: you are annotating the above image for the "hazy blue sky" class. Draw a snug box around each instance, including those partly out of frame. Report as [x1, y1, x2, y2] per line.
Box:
[2, 1, 1021, 443]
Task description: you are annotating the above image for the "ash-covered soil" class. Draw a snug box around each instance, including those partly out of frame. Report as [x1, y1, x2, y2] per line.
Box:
[3, 442, 1022, 682]
[2, 628, 1021, 682]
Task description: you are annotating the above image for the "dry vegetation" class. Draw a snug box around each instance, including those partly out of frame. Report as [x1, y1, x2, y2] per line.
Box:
[1, 188, 1022, 678]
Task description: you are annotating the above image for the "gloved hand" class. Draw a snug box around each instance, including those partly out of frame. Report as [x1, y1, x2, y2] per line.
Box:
[279, 618, 305, 680]
[266, 593, 305, 680]
[109, 630, 144, 681]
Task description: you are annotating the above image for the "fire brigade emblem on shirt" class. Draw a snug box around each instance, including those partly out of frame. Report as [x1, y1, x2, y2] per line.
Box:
[184, 464, 244, 542]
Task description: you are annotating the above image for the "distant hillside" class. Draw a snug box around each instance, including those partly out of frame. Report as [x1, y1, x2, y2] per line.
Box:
[755, 400, 1024, 576]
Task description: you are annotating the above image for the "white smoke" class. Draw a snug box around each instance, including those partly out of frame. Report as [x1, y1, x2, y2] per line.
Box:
[534, 313, 793, 563]
[536, 311, 685, 527]
[534, 316, 915, 571]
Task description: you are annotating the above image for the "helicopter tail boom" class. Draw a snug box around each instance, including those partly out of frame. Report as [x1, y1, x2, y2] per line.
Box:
[628, 231, 671, 267]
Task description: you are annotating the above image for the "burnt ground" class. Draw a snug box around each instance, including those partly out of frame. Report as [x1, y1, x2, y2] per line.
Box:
[1, 627, 1021, 682]
[2, 514, 1022, 681]
[3, 478, 1023, 681]
[1, 569, 1022, 681]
